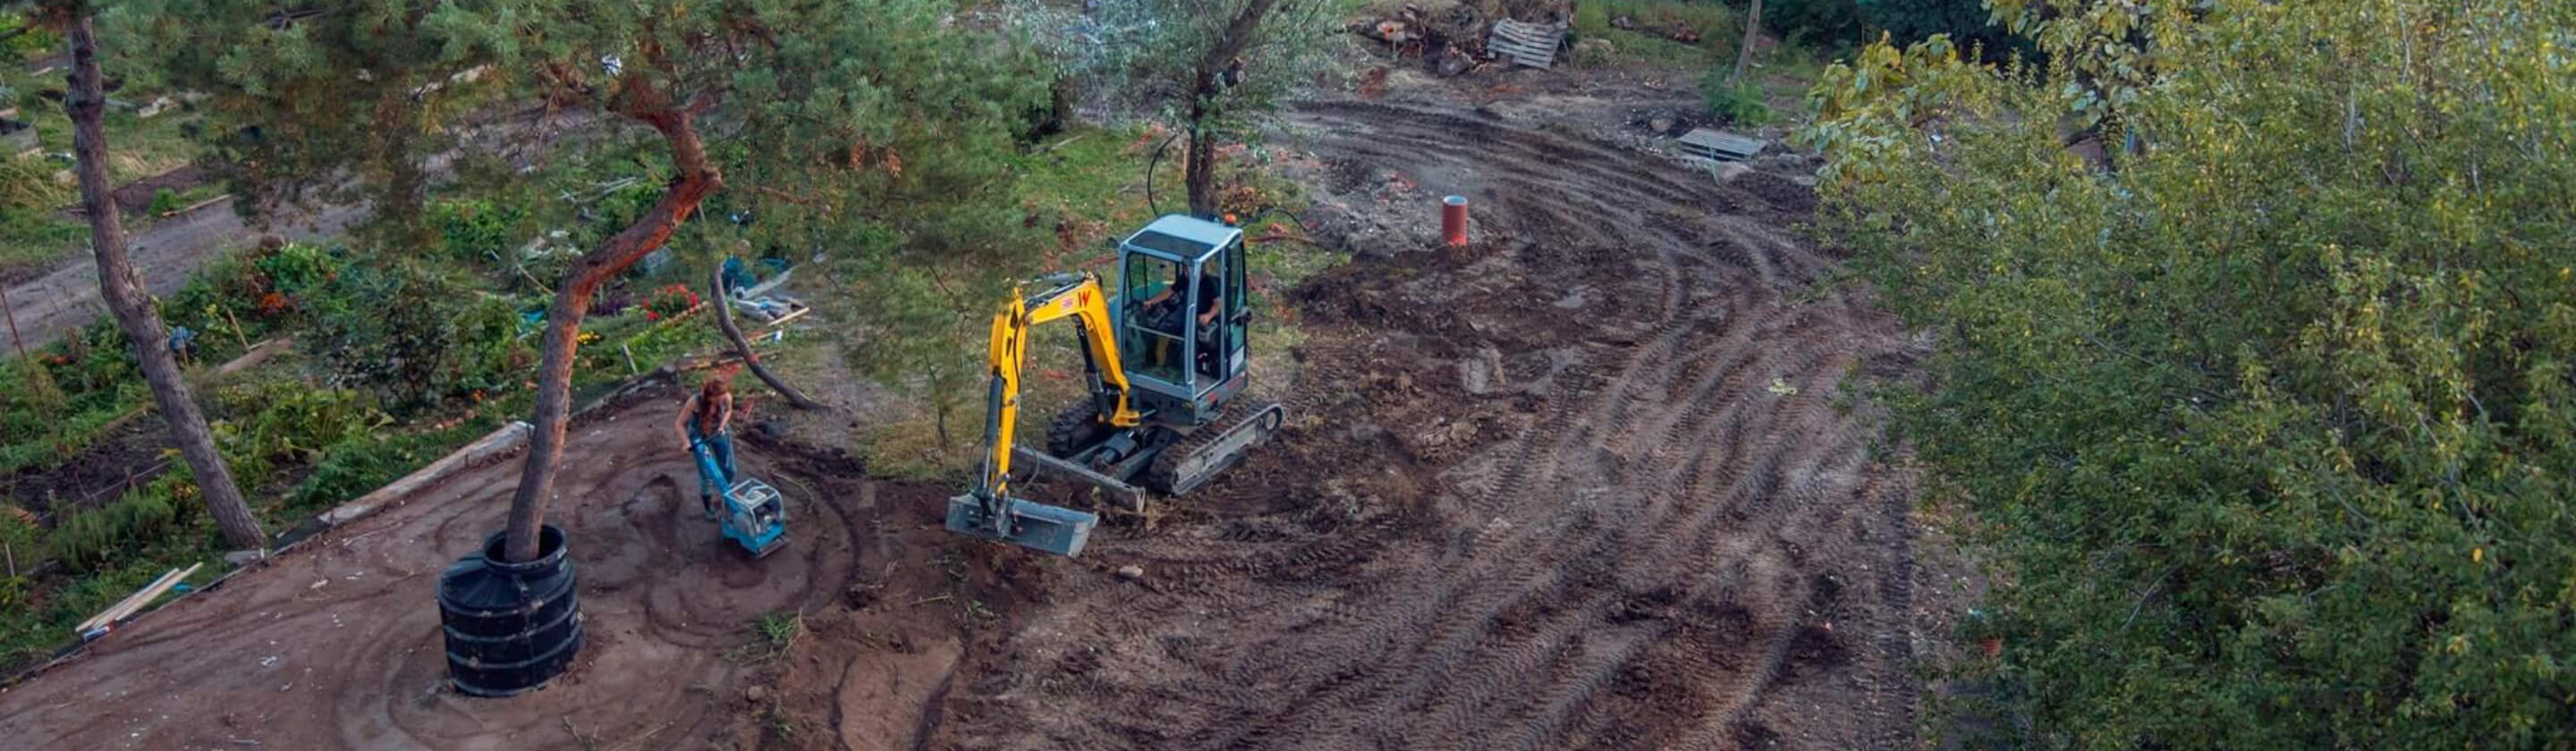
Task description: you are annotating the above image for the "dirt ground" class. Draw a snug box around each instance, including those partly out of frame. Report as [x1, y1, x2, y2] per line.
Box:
[908, 75, 1938, 748]
[0, 62, 1958, 751]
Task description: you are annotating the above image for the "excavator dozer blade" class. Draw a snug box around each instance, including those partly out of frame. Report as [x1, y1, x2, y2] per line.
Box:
[945, 494, 1097, 557]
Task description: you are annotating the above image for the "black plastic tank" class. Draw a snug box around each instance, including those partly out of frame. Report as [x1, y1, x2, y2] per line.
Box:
[436, 525, 582, 697]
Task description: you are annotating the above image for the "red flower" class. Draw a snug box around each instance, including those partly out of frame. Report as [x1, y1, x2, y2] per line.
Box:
[645, 310, 659, 321]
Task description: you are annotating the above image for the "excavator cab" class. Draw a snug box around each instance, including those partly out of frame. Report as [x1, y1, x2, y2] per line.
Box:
[1115, 215, 1251, 421]
[945, 215, 1284, 558]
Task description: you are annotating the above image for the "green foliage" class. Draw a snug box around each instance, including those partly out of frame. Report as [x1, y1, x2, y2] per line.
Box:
[209, 378, 391, 478]
[427, 198, 531, 266]
[1, 13, 61, 57]
[114, 0, 479, 244]
[301, 255, 533, 415]
[1701, 72, 1773, 125]
[48, 477, 192, 572]
[1807, 0, 2576, 746]
[289, 418, 497, 514]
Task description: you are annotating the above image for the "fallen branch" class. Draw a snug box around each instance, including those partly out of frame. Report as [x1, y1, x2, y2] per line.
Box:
[708, 264, 823, 410]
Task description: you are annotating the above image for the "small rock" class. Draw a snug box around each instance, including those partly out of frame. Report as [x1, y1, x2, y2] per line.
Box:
[1115, 565, 1146, 580]
[1712, 162, 1754, 182]
[225, 549, 268, 566]
[746, 685, 771, 704]
[1648, 115, 1675, 134]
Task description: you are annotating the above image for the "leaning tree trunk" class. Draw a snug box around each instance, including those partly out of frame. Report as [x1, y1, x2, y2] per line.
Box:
[1182, 0, 1281, 218]
[65, 15, 267, 550]
[708, 264, 821, 410]
[1729, 0, 1763, 85]
[501, 78, 722, 563]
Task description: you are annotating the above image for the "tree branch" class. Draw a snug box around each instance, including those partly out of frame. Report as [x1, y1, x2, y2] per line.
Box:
[710, 264, 825, 410]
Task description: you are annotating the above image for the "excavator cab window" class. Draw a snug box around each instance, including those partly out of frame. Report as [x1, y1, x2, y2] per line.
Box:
[1222, 237, 1247, 379]
[1122, 252, 1188, 385]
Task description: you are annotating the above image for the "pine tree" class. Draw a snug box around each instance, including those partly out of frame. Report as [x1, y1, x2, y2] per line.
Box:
[39, 0, 267, 549]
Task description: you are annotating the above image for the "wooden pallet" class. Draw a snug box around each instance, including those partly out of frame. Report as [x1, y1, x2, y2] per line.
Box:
[1488, 19, 1565, 70]
[1678, 128, 1765, 163]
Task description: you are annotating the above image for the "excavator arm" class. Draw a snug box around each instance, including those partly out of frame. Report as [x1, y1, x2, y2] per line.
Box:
[973, 272, 1141, 502]
[950, 272, 1138, 556]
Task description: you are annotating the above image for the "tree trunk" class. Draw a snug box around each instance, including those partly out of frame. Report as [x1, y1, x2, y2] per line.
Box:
[501, 80, 723, 563]
[65, 15, 268, 551]
[708, 264, 822, 410]
[1181, 0, 1281, 218]
[1183, 97, 1218, 217]
[1730, 0, 1763, 85]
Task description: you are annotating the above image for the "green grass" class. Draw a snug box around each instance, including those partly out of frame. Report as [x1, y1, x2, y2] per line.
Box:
[0, 208, 87, 280]
[21, 105, 205, 186]
[1572, 0, 1741, 68]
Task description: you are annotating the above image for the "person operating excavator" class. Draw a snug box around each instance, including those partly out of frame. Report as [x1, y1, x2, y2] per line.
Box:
[1139, 260, 1222, 373]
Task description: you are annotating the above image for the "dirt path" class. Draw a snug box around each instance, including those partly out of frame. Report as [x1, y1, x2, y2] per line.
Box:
[939, 96, 1932, 750]
[0, 392, 893, 750]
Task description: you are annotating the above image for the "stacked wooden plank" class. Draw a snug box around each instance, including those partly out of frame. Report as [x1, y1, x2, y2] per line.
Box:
[1487, 19, 1565, 70]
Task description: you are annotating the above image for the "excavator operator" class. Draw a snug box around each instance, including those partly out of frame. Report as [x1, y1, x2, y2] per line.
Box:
[1140, 261, 1221, 375]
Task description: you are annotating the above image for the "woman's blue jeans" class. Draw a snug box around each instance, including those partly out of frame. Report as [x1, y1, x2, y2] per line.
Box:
[691, 431, 737, 501]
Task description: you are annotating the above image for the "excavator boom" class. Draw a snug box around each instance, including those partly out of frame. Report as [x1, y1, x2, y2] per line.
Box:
[945, 272, 1140, 557]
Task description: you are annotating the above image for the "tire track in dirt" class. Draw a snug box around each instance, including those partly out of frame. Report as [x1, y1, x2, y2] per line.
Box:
[950, 98, 1924, 751]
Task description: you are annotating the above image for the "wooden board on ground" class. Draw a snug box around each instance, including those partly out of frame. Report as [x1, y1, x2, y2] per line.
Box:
[1679, 128, 1766, 163]
[76, 562, 201, 636]
[1488, 20, 1564, 70]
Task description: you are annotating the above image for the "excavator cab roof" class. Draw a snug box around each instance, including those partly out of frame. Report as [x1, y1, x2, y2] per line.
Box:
[1122, 215, 1241, 263]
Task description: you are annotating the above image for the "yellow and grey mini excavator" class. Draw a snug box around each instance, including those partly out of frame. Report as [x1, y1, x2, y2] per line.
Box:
[946, 215, 1286, 557]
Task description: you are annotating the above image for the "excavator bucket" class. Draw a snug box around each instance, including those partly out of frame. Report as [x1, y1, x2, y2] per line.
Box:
[945, 494, 1097, 557]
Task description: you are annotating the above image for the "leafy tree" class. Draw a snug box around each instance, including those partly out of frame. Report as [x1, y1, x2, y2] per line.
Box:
[31, 0, 267, 549]
[1804, 0, 2576, 746]
[1026, 0, 1344, 216]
